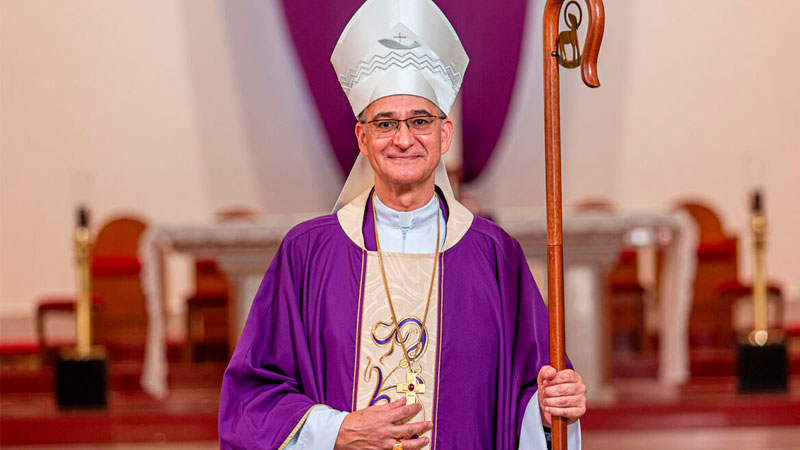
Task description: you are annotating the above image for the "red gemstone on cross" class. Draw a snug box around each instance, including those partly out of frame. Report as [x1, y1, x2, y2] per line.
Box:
[408, 384, 414, 391]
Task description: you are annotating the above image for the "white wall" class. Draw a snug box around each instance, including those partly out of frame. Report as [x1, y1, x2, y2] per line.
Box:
[0, 0, 340, 325]
[2, 0, 798, 337]
[473, 0, 800, 302]
[616, 0, 799, 302]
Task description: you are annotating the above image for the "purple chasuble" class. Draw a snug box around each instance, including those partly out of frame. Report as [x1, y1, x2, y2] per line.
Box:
[219, 190, 557, 449]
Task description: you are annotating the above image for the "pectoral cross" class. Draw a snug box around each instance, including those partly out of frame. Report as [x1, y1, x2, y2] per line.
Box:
[396, 371, 425, 403]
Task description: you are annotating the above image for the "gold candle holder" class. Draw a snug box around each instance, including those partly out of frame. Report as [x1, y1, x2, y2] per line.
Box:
[56, 205, 108, 408]
[748, 190, 768, 346]
[75, 206, 93, 358]
[737, 189, 787, 393]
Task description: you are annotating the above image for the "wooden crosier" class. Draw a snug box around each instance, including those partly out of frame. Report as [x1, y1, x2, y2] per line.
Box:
[542, 0, 604, 448]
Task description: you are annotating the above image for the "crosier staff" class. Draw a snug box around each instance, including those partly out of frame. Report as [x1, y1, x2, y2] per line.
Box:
[542, 1, 604, 448]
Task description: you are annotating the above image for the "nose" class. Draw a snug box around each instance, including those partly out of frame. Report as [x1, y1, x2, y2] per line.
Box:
[392, 120, 415, 149]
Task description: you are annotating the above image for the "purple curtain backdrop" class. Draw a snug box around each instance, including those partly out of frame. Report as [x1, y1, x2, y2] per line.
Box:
[280, 0, 528, 183]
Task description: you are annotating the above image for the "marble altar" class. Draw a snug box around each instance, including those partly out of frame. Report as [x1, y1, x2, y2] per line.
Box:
[139, 210, 697, 400]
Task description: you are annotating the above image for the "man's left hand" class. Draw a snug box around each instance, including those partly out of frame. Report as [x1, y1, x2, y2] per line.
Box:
[536, 365, 586, 427]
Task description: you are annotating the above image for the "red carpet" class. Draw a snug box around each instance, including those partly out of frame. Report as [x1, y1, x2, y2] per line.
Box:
[1, 360, 225, 446]
[583, 379, 800, 430]
[2, 346, 799, 445]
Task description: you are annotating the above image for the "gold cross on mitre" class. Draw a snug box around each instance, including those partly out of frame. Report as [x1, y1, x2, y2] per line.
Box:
[396, 371, 425, 403]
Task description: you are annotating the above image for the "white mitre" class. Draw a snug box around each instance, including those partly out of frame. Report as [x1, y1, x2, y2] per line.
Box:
[330, 0, 469, 212]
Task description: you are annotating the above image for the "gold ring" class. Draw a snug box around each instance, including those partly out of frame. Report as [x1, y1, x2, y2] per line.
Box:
[393, 440, 403, 450]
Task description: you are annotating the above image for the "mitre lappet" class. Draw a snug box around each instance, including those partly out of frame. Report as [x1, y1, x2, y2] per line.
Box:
[330, 0, 470, 211]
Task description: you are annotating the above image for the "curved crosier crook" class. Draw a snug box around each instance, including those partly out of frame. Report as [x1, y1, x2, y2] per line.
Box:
[544, 0, 605, 87]
[580, 0, 605, 87]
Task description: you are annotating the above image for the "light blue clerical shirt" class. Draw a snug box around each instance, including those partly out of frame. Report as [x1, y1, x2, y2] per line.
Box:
[285, 193, 581, 450]
[373, 193, 447, 253]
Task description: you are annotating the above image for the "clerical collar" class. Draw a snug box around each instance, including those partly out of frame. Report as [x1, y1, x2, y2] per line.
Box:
[373, 193, 439, 230]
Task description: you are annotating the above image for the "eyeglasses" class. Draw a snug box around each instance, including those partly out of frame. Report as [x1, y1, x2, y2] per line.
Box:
[364, 115, 444, 137]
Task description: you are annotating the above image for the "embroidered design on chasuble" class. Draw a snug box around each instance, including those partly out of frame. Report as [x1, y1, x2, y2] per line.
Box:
[337, 187, 473, 450]
[357, 250, 442, 430]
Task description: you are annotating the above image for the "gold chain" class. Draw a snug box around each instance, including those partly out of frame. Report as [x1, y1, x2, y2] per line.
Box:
[372, 192, 441, 373]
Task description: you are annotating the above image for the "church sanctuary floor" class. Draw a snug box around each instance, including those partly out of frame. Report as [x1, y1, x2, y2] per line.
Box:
[2, 427, 800, 450]
[0, 358, 225, 447]
[2, 353, 800, 448]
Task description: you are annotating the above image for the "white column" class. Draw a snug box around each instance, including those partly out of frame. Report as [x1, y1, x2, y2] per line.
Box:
[565, 264, 610, 402]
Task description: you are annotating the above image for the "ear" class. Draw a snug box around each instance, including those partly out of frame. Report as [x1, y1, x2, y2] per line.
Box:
[355, 121, 368, 156]
[438, 118, 454, 156]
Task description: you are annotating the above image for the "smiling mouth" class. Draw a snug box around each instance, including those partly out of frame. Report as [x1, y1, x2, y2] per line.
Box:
[387, 155, 423, 160]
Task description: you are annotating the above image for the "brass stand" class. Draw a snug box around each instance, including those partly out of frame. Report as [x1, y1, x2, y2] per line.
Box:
[55, 206, 109, 408]
[737, 190, 787, 393]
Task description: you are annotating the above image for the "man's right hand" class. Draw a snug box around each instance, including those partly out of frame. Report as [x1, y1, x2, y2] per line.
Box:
[334, 398, 432, 450]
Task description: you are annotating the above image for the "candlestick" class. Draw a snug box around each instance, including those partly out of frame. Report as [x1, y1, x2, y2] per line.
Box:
[75, 204, 93, 358]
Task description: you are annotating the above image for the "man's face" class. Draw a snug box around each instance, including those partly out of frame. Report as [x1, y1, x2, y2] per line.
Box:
[355, 95, 453, 191]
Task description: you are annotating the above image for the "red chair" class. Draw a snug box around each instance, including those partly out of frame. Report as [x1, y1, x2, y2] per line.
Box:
[185, 259, 230, 362]
[36, 216, 148, 363]
[185, 207, 258, 362]
[573, 199, 648, 355]
[675, 201, 739, 349]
